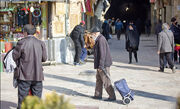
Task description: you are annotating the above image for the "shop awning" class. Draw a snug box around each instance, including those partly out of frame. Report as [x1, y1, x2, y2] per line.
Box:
[0, 0, 65, 1]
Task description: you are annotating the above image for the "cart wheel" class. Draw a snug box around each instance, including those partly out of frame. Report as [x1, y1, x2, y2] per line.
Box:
[123, 97, 131, 105]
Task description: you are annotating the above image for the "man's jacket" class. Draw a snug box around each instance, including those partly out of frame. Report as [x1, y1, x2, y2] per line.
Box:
[70, 25, 85, 47]
[170, 24, 180, 44]
[158, 30, 174, 53]
[13, 36, 47, 81]
[94, 34, 112, 69]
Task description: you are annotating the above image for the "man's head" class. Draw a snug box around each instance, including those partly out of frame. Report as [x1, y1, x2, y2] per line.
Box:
[23, 24, 36, 36]
[90, 27, 100, 40]
[162, 23, 170, 30]
[80, 21, 85, 27]
[171, 17, 178, 26]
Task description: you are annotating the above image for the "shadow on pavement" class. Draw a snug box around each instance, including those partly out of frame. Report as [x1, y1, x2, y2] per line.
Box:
[0, 101, 17, 109]
[113, 65, 159, 72]
[44, 85, 124, 105]
[45, 73, 177, 103]
[133, 89, 177, 102]
[44, 85, 90, 98]
[45, 74, 96, 87]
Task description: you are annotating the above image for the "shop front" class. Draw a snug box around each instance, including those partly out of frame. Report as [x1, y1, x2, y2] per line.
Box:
[0, 0, 85, 72]
[0, 0, 53, 72]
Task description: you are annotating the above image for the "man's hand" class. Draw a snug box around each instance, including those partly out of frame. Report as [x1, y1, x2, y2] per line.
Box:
[157, 51, 160, 54]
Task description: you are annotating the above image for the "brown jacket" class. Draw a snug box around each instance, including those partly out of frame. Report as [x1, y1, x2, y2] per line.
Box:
[94, 34, 112, 69]
[13, 36, 47, 81]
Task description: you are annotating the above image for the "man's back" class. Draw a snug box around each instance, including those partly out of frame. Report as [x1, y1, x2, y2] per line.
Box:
[13, 36, 47, 81]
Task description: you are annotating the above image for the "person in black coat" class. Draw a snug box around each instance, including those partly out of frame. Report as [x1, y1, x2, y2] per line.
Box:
[125, 21, 140, 64]
[70, 21, 85, 65]
[170, 17, 180, 63]
[102, 20, 110, 41]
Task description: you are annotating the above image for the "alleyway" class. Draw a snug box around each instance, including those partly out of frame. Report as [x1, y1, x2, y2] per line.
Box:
[1, 34, 180, 109]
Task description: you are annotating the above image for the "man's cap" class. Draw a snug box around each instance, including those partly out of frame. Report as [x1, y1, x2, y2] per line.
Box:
[91, 27, 100, 33]
[80, 21, 85, 25]
[171, 17, 176, 22]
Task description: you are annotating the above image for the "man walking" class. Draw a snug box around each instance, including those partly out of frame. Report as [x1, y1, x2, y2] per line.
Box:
[115, 19, 123, 40]
[157, 23, 176, 73]
[13, 24, 47, 109]
[91, 27, 116, 101]
[70, 21, 85, 65]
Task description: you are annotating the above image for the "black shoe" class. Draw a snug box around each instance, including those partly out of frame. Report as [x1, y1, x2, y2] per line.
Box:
[91, 96, 102, 100]
[104, 98, 116, 101]
[158, 69, 164, 72]
[128, 62, 132, 64]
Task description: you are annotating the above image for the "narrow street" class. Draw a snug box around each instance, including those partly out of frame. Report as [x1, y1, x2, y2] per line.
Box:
[1, 34, 180, 109]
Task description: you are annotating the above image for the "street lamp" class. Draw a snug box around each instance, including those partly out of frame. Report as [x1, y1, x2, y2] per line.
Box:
[126, 7, 129, 11]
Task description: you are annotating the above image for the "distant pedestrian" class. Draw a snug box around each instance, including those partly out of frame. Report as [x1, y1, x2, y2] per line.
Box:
[155, 20, 162, 44]
[70, 21, 85, 65]
[111, 17, 116, 35]
[91, 27, 116, 101]
[125, 21, 140, 64]
[135, 18, 142, 36]
[145, 19, 151, 36]
[13, 24, 47, 109]
[157, 23, 176, 73]
[102, 19, 110, 41]
[115, 19, 123, 40]
[170, 17, 180, 63]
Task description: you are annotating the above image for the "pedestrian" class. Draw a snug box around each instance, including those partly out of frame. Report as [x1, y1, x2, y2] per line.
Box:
[102, 19, 110, 41]
[12, 24, 47, 109]
[157, 23, 176, 73]
[91, 27, 116, 101]
[135, 18, 142, 36]
[125, 21, 140, 64]
[115, 19, 123, 40]
[155, 20, 162, 44]
[70, 21, 85, 65]
[170, 17, 180, 63]
[111, 17, 116, 35]
[145, 19, 151, 36]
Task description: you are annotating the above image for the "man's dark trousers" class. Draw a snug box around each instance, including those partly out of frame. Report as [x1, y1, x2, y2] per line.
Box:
[17, 80, 42, 109]
[159, 52, 174, 71]
[74, 46, 82, 63]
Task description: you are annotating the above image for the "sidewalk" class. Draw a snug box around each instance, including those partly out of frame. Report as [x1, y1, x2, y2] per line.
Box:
[1, 34, 180, 109]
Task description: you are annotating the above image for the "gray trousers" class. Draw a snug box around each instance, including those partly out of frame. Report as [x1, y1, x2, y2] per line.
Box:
[95, 67, 116, 99]
[17, 80, 42, 109]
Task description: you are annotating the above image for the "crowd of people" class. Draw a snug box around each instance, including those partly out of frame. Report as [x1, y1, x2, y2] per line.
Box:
[4, 15, 180, 108]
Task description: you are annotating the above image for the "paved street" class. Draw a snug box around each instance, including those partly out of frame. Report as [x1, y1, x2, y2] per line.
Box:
[1, 34, 180, 109]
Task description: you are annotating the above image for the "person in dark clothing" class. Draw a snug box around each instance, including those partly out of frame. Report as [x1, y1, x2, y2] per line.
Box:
[91, 27, 116, 101]
[155, 20, 162, 44]
[157, 23, 176, 73]
[102, 20, 110, 41]
[135, 18, 142, 36]
[13, 24, 47, 109]
[145, 19, 151, 36]
[170, 17, 180, 63]
[125, 21, 140, 64]
[115, 19, 123, 40]
[70, 21, 85, 65]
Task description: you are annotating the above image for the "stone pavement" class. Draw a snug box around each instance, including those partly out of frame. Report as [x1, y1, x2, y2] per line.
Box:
[1, 34, 180, 109]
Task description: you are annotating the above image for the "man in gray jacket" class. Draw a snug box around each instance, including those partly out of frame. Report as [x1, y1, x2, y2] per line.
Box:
[13, 24, 47, 109]
[91, 27, 116, 101]
[157, 23, 176, 73]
